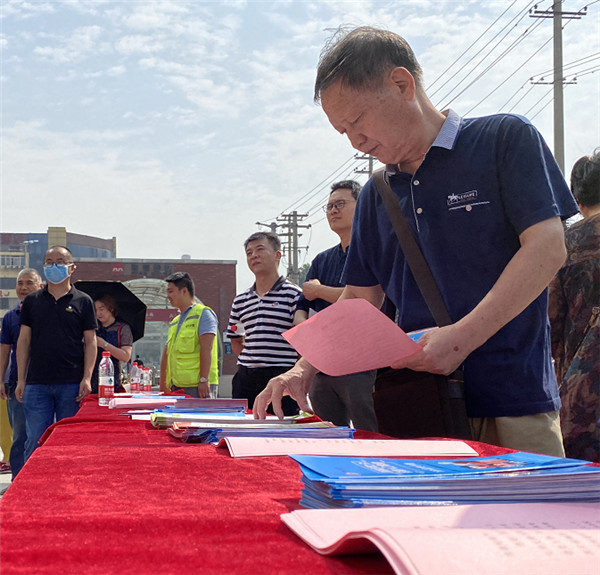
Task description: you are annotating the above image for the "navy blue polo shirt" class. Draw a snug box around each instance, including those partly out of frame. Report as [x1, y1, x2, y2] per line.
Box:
[296, 243, 347, 314]
[0, 304, 22, 383]
[343, 110, 578, 418]
[20, 285, 97, 384]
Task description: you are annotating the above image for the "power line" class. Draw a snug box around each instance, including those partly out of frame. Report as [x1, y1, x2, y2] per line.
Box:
[433, 2, 542, 108]
[463, 27, 552, 115]
[273, 155, 357, 217]
[443, 17, 546, 111]
[426, 0, 524, 95]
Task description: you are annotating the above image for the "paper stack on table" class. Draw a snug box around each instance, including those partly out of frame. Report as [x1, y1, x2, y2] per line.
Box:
[290, 452, 600, 508]
[281, 502, 600, 575]
[222, 437, 478, 458]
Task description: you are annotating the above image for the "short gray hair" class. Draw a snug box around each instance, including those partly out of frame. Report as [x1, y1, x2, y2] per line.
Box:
[314, 26, 423, 103]
[17, 268, 42, 283]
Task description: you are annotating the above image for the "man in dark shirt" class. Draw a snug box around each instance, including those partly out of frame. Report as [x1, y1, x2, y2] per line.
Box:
[294, 180, 377, 431]
[16, 246, 97, 460]
[0, 268, 44, 479]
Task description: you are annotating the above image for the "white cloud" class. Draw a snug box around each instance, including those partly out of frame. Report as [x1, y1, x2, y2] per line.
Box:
[1, 0, 598, 293]
[33, 25, 106, 64]
[107, 64, 126, 76]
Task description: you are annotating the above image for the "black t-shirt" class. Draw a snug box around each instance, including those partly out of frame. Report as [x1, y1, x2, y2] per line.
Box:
[20, 286, 98, 384]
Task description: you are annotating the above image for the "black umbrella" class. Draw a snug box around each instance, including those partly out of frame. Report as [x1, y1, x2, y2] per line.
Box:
[75, 281, 147, 342]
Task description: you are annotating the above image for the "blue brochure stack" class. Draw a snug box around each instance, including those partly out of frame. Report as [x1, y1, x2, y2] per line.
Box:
[290, 452, 600, 509]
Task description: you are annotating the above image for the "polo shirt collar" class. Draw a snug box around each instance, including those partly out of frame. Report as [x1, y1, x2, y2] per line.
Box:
[42, 284, 74, 299]
[251, 275, 285, 295]
[385, 109, 461, 175]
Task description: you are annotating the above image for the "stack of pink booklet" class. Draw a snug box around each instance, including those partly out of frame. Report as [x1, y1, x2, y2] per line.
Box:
[282, 502, 600, 575]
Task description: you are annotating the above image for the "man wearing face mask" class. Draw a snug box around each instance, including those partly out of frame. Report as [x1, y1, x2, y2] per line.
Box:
[16, 246, 97, 460]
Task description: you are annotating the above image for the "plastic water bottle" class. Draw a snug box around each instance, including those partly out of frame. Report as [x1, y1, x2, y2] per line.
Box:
[98, 351, 114, 406]
[130, 362, 140, 393]
[142, 367, 153, 392]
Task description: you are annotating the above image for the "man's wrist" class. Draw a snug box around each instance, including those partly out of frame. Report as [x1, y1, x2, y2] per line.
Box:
[199, 377, 209, 384]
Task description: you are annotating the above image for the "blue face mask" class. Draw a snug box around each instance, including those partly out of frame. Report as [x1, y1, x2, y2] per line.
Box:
[43, 264, 70, 285]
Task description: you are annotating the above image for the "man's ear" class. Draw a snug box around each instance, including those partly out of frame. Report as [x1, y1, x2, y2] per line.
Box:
[388, 66, 416, 100]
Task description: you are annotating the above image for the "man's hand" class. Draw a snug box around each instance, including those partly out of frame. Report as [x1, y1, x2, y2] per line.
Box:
[16, 380, 25, 403]
[198, 380, 210, 398]
[391, 325, 474, 375]
[76, 378, 92, 402]
[254, 358, 318, 419]
[0, 384, 7, 401]
[302, 279, 322, 301]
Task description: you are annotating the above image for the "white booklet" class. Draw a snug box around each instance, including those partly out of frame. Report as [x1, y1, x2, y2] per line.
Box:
[281, 503, 600, 575]
[222, 437, 477, 458]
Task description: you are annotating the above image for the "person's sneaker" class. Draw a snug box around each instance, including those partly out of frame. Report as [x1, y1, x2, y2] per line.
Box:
[0, 462, 11, 474]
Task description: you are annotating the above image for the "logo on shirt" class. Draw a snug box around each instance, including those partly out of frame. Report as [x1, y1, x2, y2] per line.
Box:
[447, 190, 478, 206]
[65, 305, 75, 313]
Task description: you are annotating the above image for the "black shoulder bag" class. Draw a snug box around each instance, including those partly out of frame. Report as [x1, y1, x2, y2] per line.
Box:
[372, 168, 472, 439]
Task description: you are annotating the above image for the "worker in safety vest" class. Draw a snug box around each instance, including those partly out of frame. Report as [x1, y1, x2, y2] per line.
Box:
[159, 272, 218, 398]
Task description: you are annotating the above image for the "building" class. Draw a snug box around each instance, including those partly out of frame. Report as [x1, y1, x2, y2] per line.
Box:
[73, 258, 237, 376]
[0, 228, 238, 379]
[0, 227, 116, 320]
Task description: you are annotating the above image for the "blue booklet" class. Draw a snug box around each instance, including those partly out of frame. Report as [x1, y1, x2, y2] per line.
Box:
[290, 453, 600, 508]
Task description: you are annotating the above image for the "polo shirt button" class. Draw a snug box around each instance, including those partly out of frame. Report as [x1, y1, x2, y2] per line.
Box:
[413, 179, 420, 185]
[416, 207, 423, 214]
[465, 205, 472, 212]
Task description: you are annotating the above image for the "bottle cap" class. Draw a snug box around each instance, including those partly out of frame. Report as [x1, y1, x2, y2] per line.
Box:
[102, 351, 111, 357]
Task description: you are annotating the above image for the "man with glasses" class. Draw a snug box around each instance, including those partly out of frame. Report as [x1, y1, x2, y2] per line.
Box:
[16, 246, 97, 460]
[294, 180, 377, 431]
[160, 272, 219, 398]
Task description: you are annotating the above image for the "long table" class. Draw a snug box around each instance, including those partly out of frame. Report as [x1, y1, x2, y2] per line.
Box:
[0, 396, 507, 574]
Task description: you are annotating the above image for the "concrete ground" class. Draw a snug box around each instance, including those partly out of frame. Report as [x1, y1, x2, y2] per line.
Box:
[0, 375, 235, 498]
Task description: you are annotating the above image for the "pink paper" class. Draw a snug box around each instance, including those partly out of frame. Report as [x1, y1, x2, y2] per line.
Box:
[282, 298, 421, 376]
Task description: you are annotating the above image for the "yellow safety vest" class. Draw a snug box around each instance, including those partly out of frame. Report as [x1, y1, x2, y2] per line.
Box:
[165, 303, 219, 388]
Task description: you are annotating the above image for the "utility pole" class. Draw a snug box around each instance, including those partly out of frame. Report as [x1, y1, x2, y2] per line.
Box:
[354, 153, 375, 177]
[529, 2, 587, 174]
[255, 220, 278, 234]
[276, 211, 310, 285]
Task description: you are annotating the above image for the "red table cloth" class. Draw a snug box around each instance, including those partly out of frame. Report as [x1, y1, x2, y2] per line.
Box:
[0, 396, 507, 575]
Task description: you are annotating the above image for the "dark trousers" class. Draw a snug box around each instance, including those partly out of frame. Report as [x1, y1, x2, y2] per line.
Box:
[232, 365, 299, 416]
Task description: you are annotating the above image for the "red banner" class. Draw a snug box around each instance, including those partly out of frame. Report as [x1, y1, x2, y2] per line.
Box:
[145, 309, 178, 322]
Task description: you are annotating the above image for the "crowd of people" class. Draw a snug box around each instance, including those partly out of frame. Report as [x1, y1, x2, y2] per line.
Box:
[1, 27, 598, 489]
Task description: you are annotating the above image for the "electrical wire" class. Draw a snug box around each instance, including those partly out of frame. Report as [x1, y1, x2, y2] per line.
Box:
[426, 0, 523, 95]
[463, 27, 552, 115]
[433, 2, 543, 108]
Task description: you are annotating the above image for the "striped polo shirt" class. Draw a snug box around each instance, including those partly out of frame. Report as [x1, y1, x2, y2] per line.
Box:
[227, 276, 301, 368]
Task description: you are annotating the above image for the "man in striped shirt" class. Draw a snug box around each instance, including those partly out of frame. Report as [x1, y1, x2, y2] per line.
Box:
[227, 232, 301, 415]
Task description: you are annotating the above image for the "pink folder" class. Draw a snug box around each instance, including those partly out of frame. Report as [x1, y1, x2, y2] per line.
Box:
[282, 299, 421, 376]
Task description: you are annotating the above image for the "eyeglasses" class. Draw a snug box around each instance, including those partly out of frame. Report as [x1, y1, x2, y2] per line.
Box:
[322, 199, 355, 213]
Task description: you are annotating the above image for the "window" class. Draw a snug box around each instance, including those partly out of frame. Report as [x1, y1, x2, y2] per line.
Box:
[0, 255, 25, 268]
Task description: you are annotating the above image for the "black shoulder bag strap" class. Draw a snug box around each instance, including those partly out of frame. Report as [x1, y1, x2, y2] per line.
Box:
[372, 168, 470, 439]
[372, 168, 452, 327]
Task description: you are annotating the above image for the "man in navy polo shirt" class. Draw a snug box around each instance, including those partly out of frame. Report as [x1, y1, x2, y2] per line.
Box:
[294, 180, 377, 431]
[0, 268, 44, 479]
[16, 246, 97, 460]
[255, 27, 578, 456]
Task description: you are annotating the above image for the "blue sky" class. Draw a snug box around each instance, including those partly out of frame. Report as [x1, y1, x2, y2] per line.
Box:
[1, 0, 598, 292]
